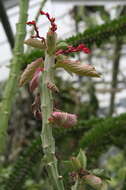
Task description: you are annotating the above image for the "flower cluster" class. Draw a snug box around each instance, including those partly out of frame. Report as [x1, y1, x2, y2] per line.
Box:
[20, 11, 100, 128]
[26, 11, 57, 46]
[40, 11, 57, 32]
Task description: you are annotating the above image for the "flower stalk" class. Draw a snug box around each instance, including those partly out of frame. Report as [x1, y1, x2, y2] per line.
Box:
[40, 52, 64, 190]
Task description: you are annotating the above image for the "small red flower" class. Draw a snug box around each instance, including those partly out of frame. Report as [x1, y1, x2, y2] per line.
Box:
[26, 20, 45, 42]
[40, 11, 57, 32]
[26, 21, 36, 25]
[26, 11, 57, 42]
[56, 44, 91, 55]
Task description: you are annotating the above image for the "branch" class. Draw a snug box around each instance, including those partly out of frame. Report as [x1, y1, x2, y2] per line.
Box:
[79, 113, 126, 150]
[65, 15, 126, 47]
[108, 39, 122, 116]
[3, 138, 42, 190]
[0, 0, 29, 155]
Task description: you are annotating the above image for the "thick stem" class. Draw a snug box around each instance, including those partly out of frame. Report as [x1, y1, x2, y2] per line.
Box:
[41, 53, 64, 190]
[0, 0, 29, 155]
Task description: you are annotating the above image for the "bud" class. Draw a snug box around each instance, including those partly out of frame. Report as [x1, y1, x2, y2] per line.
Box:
[19, 58, 43, 87]
[56, 42, 69, 51]
[49, 111, 77, 128]
[77, 149, 87, 169]
[24, 38, 46, 49]
[70, 157, 81, 171]
[47, 29, 57, 55]
[29, 68, 43, 91]
[83, 174, 103, 190]
[56, 59, 100, 78]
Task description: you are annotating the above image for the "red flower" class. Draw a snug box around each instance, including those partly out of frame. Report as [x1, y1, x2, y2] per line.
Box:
[26, 20, 45, 41]
[56, 44, 91, 55]
[40, 11, 57, 32]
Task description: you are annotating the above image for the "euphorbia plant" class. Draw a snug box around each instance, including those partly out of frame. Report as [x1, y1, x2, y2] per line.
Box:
[19, 11, 101, 190]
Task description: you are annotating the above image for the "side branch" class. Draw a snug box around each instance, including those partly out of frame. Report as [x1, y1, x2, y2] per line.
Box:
[66, 15, 126, 47]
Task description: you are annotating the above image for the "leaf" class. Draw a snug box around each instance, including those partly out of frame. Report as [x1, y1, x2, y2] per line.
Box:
[56, 57, 100, 78]
[77, 149, 87, 169]
[91, 169, 111, 180]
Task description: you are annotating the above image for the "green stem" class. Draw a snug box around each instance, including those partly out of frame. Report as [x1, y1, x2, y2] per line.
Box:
[0, 0, 29, 155]
[41, 53, 64, 190]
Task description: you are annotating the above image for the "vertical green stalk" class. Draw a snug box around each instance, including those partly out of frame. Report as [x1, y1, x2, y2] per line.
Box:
[41, 52, 64, 190]
[0, 0, 29, 154]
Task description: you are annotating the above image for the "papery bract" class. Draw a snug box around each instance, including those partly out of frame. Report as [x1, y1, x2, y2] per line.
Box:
[56, 57, 100, 78]
[24, 38, 46, 49]
[19, 58, 43, 87]
[29, 67, 43, 92]
[49, 111, 77, 128]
